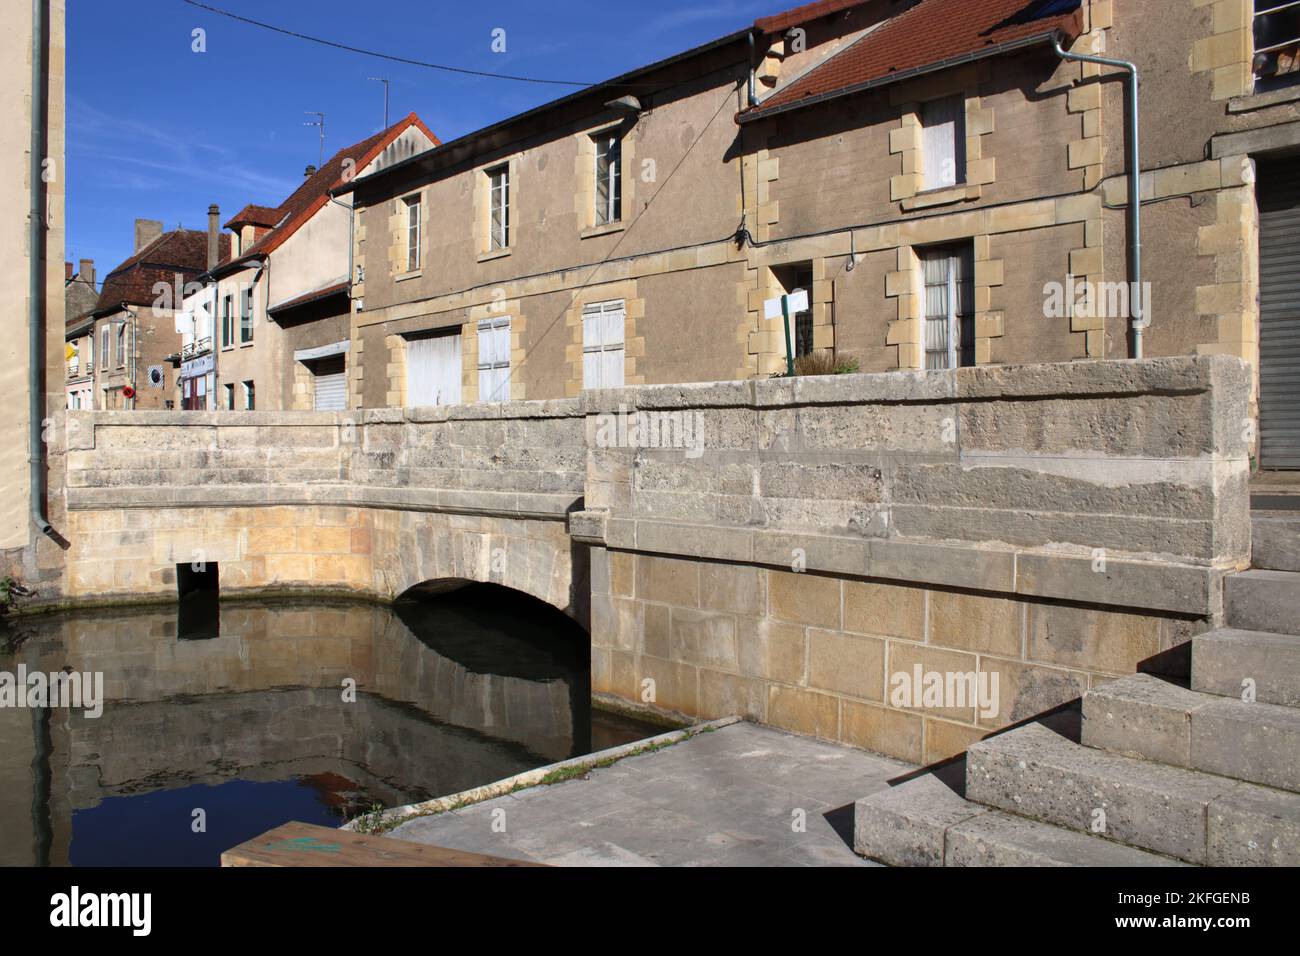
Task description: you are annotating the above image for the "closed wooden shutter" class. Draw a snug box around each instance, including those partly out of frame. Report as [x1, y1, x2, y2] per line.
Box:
[582, 300, 625, 389]
[312, 355, 347, 411]
[1259, 158, 1300, 469]
[406, 332, 462, 407]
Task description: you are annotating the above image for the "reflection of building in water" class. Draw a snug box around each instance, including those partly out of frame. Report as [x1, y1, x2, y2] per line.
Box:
[0, 592, 589, 866]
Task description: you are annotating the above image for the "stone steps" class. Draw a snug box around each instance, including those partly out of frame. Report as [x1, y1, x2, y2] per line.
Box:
[853, 774, 1185, 867]
[1225, 570, 1300, 636]
[965, 722, 1300, 865]
[1253, 512, 1300, 572]
[1192, 627, 1300, 708]
[1083, 673, 1300, 792]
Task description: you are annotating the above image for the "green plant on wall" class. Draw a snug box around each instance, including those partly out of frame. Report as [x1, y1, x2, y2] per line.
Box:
[770, 353, 861, 378]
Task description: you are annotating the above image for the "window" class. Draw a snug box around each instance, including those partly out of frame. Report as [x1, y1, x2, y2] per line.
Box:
[115, 322, 127, 368]
[99, 326, 108, 370]
[488, 165, 510, 250]
[221, 295, 234, 348]
[223, 383, 234, 410]
[921, 96, 966, 190]
[86, 333, 93, 371]
[240, 287, 254, 343]
[476, 317, 511, 402]
[243, 380, 255, 410]
[921, 244, 975, 370]
[404, 195, 422, 271]
[582, 300, 625, 389]
[1255, 2, 1300, 90]
[593, 131, 622, 225]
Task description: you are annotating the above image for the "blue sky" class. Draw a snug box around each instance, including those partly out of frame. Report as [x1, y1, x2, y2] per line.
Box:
[68, 0, 781, 283]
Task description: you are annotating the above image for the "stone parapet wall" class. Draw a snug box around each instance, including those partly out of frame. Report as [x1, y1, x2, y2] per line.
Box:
[578, 355, 1252, 618]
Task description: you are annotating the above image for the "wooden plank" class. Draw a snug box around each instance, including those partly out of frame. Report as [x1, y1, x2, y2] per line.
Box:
[220, 821, 545, 868]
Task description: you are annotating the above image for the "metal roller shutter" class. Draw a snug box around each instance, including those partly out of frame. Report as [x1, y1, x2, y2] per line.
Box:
[311, 355, 347, 411]
[1259, 158, 1300, 470]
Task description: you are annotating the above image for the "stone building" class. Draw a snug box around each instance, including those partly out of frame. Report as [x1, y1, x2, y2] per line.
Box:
[87, 221, 229, 411]
[64, 258, 96, 410]
[338, 0, 1300, 473]
[0, 0, 65, 593]
[178, 114, 437, 411]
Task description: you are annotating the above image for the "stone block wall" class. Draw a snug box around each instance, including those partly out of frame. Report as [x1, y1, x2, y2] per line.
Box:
[578, 355, 1253, 759]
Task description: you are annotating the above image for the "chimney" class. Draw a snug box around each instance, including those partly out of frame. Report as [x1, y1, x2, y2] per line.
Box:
[304, 164, 317, 180]
[207, 204, 220, 270]
[65, 262, 73, 281]
[134, 218, 164, 254]
[79, 258, 95, 286]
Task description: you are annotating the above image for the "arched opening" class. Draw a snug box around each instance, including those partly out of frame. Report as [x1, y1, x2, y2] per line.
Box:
[393, 580, 654, 754]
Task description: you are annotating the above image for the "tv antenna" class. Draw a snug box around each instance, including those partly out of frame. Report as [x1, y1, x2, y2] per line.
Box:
[368, 77, 391, 128]
[303, 111, 325, 167]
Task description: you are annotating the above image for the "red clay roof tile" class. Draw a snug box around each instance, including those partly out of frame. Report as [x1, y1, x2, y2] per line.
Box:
[746, 0, 1083, 119]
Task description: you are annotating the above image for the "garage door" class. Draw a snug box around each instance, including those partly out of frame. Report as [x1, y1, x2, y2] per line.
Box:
[1259, 157, 1300, 469]
[311, 355, 347, 411]
[407, 331, 462, 407]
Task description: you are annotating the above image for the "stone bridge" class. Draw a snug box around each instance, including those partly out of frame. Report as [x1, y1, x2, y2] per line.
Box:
[63, 356, 1252, 763]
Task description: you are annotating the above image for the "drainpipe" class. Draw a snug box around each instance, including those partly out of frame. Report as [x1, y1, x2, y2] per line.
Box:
[747, 31, 757, 107]
[1052, 34, 1144, 359]
[28, 0, 51, 537]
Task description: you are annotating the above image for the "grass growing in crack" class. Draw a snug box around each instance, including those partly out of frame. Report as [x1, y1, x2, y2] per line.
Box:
[362, 724, 720, 831]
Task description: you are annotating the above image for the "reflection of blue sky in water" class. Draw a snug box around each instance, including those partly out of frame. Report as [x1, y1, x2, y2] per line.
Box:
[71, 778, 344, 868]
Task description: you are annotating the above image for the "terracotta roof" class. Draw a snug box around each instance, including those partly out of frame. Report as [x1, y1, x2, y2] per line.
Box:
[743, 0, 1083, 121]
[755, 0, 869, 35]
[93, 229, 231, 316]
[216, 112, 438, 274]
[224, 204, 283, 230]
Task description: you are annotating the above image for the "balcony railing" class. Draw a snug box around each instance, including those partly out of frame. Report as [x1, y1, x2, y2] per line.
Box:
[181, 336, 213, 360]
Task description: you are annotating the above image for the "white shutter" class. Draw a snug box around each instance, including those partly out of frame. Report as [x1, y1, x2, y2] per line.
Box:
[407, 332, 462, 407]
[477, 317, 511, 402]
[582, 300, 625, 389]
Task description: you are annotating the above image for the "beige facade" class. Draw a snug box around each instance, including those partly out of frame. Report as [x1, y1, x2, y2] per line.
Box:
[0, 0, 65, 588]
[338, 0, 1297, 476]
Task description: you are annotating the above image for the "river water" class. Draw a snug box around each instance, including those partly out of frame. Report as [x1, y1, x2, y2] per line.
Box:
[0, 586, 656, 866]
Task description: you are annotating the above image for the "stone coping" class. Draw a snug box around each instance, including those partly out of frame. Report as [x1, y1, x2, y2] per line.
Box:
[340, 717, 742, 833]
[581, 355, 1246, 413]
[571, 511, 1222, 616]
[65, 356, 1244, 426]
[67, 485, 580, 520]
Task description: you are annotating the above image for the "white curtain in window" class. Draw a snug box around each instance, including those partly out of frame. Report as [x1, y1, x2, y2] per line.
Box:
[922, 97, 965, 190]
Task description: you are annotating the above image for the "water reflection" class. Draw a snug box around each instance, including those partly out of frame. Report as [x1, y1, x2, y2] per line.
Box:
[0, 586, 653, 867]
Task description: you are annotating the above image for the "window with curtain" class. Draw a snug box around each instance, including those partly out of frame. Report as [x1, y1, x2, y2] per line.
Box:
[921, 96, 966, 190]
[921, 244, 975, 370]
[489, 165, 510, 250]
[476, 317, 512, 402]
[582, 300, 625, 389]
[594, 131, 622, 225]
[404, 194, 421, 271]
[240, 287, 254, 343]
[221, 295, 233, 348]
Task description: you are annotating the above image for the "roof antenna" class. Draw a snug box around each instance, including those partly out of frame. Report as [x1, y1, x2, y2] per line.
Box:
[368, 77, 391, 128]
[303, 111, 325, 168]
